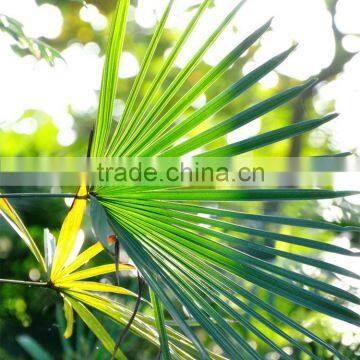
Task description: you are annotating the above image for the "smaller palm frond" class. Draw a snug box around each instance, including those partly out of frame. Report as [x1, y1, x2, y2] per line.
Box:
[0, 187, 219, 359]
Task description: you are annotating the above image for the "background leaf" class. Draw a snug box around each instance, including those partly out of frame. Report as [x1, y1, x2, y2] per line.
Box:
[0, 15, 62, 65]
[16, 335, 53, 360]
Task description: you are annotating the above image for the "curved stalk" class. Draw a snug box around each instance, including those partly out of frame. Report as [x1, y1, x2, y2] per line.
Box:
[0, 193, 83, 199]
[0, 278, 48, 287]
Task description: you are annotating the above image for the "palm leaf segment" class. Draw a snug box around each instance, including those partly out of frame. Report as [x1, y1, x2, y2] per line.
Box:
[88, 0, 360, 358]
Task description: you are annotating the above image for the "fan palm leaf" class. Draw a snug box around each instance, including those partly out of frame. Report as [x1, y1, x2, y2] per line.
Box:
[1, 0, 359, 358]
[87, 0, 359, 358]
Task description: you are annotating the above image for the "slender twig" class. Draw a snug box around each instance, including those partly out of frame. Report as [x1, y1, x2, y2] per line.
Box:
[0, 193, 85, 199]
[114, 238, 120, 286]
[111, 275, 145, 359]
[0, 278, 48, 287]
[87, 127, 95, 159]
[86, 127, 95, 193]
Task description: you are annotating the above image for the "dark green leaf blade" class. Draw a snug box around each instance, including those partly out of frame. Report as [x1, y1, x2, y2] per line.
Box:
[197, 113, 337, 157]
[162, 78, 317, 156]
[150, 289, 172, 360]
[140, 45, 297, 156]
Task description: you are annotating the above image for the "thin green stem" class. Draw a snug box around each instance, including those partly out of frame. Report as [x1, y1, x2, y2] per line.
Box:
[0, 278, 49, 287]
[0, 193, 84, 199]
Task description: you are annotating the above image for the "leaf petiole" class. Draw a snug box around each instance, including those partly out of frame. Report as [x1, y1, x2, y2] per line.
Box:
[0, 278, 48, 287]
[0, 193, 85, 199]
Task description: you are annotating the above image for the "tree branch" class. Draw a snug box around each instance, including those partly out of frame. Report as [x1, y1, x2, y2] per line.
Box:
[288, 0, 356, 159]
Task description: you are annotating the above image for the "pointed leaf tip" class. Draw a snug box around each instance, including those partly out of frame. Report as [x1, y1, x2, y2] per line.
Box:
[347, 191, 360, 196]
[63, 298, 74, 339]
[295, 77, 318, 93]
[306, 77, 318, 87]
[233, 0, 248, 12]
[316, 113, 339, 126]
[267, 17, 274, 26]
[259, 18, 273, 31]
[325, 113, 339, 121]
[283, 43, 298, 55]
[277, 44, 298, 61]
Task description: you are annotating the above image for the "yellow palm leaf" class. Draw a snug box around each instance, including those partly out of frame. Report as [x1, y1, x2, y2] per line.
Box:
[57, 242, 104, 278]
[65, 296, 126, 360]
[54, 263, 134, 283]
[64, 290, 212, 360]
[58, 281, 136, 297]
[0, 197, 45, 270]
[51, 185, 87, 279]
[62, 296, 74, 339]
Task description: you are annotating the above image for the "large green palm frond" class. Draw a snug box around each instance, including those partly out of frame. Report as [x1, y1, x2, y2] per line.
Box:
[87, 0, 359, 358]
